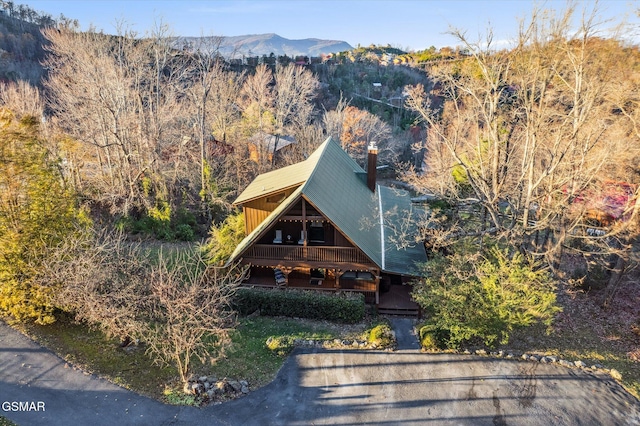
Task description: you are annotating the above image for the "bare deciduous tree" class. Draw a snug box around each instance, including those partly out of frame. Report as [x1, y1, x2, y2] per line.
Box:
[404, 4, 639, 277]
[42, 230, 246, 384]
[144, 250, 243, 383]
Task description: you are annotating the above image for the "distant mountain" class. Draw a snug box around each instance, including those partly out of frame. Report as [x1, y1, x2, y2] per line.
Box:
[176, 33, 352, 58]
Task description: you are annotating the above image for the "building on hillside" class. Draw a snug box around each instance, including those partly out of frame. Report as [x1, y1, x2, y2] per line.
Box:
[247, 132, 297, 164]
[228, 137, 427, 315]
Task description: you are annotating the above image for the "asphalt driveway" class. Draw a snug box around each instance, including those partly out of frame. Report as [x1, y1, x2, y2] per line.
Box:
[1, 320, 639, 425]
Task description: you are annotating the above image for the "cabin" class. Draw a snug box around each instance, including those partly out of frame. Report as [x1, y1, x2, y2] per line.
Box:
[247, 132, 297, 164]
[227, 137, 427, 315]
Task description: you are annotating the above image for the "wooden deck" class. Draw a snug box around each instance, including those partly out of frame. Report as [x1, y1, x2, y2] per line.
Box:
[242, 270, 377, 304]
[244, 244, 371, 265]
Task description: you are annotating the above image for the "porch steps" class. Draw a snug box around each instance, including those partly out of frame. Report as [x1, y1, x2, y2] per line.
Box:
[377, 307, 420, 318]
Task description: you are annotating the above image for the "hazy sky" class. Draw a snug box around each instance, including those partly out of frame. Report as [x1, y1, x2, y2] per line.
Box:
[28, 0, 639, 50]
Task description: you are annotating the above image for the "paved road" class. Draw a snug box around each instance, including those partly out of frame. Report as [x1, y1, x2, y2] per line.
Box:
[2, 320, 639, 425]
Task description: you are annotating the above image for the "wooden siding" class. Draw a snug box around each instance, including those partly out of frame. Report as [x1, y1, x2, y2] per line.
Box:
[243, 188, 297, 233]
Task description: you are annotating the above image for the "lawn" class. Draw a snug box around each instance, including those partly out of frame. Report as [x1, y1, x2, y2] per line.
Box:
[16, 314, 370, 402]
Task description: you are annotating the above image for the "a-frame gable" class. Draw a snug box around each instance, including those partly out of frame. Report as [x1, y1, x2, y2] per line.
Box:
[227, 187, 304, 264]
[300, 139, 383, 268]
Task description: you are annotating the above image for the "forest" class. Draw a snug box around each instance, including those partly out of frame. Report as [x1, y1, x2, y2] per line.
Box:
[0, 1, 639, 398]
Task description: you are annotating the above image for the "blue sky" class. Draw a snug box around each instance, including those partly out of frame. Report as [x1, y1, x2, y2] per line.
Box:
[28, 1, 639, 50]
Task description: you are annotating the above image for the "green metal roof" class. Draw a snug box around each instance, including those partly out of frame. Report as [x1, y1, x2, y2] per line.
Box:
[378, 185, 428, 276]
[229, 137, 427, 275]
[233, 138, 327, 205]
[298, 138, 382, 267]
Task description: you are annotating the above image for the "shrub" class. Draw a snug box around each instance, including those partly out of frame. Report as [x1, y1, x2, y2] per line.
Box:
[367, 322, 395, 348]
[175, 224, 195, 242]
[418, 324, 449, 350]
[234, 288, 365, 323]
[116, 205, 198, 241]
[412, 244, 561, 349]
[204, 211, 246, 265]
[265, 335, 295, 356]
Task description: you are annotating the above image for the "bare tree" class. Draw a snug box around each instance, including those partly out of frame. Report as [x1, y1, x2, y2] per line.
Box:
[143, 249, 243, 383]
[404, 4, 637, 273]
[240, 64, 274, 135]
[272, 63, 318, 139]
[43, 229, 246, 384]
[43, 24, 188, 216]
[0, 80, 43, 119]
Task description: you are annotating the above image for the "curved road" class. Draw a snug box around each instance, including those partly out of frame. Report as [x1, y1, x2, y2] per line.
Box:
[1, 321, 639, 425]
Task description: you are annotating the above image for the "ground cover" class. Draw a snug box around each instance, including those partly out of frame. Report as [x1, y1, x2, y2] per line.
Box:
[491, 278, 640, 399]
[13, 314, 372, 404]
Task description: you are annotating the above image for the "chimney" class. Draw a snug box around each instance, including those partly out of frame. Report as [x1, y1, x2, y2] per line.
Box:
[366, 142, 378, 192]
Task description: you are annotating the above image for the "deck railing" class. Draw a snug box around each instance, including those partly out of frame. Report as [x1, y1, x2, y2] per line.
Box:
[245, 244, 372, 264]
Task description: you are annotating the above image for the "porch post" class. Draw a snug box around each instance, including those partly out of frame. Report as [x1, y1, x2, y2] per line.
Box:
[375, 269, 380, 305]
[302, 198, 307, 246]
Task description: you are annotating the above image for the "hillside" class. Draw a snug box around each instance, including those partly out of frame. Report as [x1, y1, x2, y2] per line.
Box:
[177, 33, 353, 58]
[0, 10, 49, 84]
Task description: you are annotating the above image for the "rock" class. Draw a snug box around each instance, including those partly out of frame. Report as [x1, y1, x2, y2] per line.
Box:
[334, 339, 342, 345]
[342, 340, 351, 346]
[240, 380, 248, 387]
[207, 389, 216, 399]
[498, 350, 505, 357]
[352, 341, 359, 347]
[208, 376, 218, 383]
[610, 369, 623, 381]
[204, 382, 211, 391]
[521, 354, 529, 360]
[529, 355, 540, 362]
[540, 356, 551, 363]
[241, 385, 249, 394]
[199, 376, 208, 383]
[593, 363, 603, 369]
[476, 349, 487, 355]
[191, 382, 204, 395]
[547, 356, 558, 363]
[463, 349, 471, 355]
[229, 380, 242, 393]
[505, 353, 514, 359]
[559, 359, 573, 367]
[574, 360, 587, 368]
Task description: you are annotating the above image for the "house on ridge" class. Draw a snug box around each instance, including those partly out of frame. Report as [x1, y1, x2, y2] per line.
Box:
[227, 137, 427, 315]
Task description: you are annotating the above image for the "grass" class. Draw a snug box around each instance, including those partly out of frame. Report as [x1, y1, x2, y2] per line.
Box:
[17, 318, 177, 400]
[0, 417, 17, 426]
[199, 316, 353, 388]
[14, 314, 372, 402]
[494, 318, 640, 399]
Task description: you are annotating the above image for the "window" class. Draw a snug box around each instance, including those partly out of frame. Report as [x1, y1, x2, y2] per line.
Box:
[309, 222, 324, 243]
[266, 193, 286, 204]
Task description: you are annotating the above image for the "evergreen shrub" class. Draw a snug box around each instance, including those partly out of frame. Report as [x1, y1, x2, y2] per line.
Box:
[234, 288, 365, 323]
